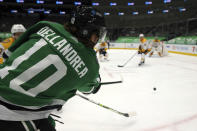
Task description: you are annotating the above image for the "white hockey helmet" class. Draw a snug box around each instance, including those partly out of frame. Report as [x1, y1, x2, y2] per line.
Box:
[139, 34, 144, 38]
[11, 24, 26, 34]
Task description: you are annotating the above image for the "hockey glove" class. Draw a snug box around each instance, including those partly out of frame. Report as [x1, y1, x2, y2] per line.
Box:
[82, 75, 101, 95]
[92, 75, 101, 94]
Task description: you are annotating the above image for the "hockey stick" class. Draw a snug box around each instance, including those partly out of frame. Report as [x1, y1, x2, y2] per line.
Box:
[76, 93, 136, 117]
[117, 52, 137, 67]
[101, 81, 122, 85]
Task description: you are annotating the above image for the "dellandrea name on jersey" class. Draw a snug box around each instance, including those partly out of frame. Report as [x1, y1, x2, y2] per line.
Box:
[37, 26, 88, 78]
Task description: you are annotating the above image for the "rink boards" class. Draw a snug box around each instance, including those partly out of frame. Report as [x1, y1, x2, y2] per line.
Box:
[109, 42, 197, 56]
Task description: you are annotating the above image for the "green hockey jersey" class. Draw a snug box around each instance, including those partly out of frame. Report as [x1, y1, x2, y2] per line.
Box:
[0, 21, 100, 121]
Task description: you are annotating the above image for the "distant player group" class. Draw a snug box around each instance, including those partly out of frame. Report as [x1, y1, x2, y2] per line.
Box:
[95, 33, 167, 66]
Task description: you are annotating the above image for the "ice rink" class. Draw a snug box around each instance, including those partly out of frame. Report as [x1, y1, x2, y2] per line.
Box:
[55, 49, 197, 131]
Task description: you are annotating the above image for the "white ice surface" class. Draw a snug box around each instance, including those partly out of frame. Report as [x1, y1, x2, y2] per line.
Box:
[55, 49, 197, 131]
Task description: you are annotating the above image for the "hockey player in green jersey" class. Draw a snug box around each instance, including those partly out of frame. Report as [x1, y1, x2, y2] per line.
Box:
[0, 6, 106, 131]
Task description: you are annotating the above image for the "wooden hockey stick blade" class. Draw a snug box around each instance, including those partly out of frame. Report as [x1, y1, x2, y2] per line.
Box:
[101, 81, 122, 85]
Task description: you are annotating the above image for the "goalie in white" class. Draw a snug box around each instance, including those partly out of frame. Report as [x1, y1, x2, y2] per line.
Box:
[149, 37, 162, 57]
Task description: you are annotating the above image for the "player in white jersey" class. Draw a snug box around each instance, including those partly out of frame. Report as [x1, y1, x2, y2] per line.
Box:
[149, 37, 162, 57]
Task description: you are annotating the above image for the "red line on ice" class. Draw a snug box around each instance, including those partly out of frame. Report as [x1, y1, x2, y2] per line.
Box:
[142, 113, 197, 131]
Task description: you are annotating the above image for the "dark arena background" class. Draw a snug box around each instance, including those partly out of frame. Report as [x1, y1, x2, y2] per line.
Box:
[0, 0, 197, 41]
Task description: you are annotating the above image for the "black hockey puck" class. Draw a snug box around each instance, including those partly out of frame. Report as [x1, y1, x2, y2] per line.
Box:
[153, 87, 157, 91]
